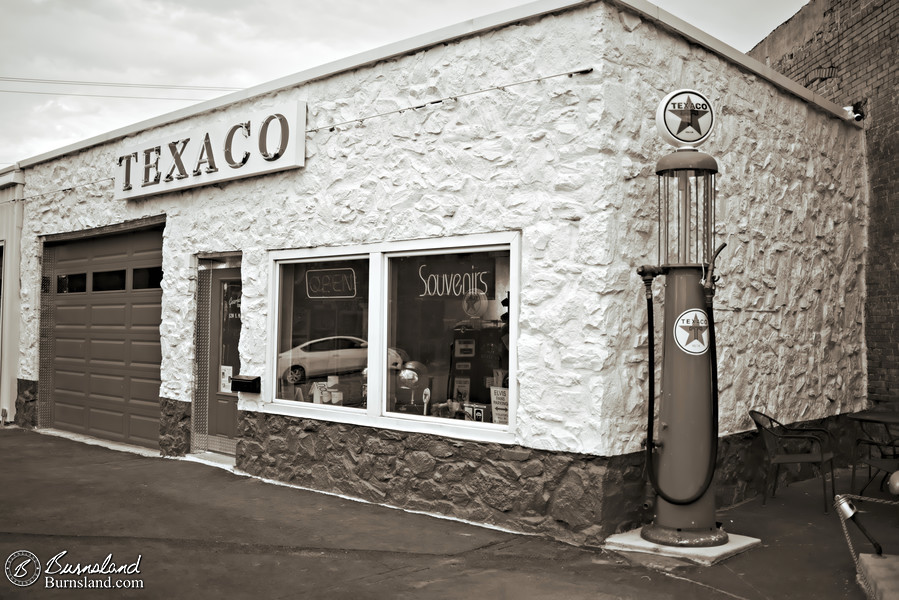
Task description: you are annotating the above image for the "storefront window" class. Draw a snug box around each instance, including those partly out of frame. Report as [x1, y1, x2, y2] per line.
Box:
[270, 233, 517, 440]
[386, 251, 510, 424]
[275, 258, 369, 407]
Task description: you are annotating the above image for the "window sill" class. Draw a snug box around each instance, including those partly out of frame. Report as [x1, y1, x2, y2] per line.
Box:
[257, 399, 516, 445]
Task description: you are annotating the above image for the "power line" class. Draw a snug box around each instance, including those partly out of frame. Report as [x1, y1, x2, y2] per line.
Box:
[0, 89, 211, 101]
[6, 66, 594, 189]
[0, 76, 239, 92]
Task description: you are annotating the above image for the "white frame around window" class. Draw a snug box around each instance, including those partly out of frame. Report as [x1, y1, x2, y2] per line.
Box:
[265, 231, 519, 444]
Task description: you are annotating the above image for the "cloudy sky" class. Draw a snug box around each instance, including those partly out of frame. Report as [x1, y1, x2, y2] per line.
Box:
[0, 0, 808, 167]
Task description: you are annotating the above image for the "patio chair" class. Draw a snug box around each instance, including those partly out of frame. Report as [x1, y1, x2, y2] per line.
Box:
[852, 437, 899, 495]
[749, 410, 837, 513]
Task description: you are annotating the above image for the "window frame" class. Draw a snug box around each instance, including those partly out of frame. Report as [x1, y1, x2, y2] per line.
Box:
[265, 231, 519, 444]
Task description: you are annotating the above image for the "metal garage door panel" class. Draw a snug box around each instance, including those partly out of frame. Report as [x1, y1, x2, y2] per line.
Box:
[90, 373, 125, 398]
[88, 408, 125, 439]
[132, 340, 162, 366]
[130, 377, 162, 405]
[90, 339, 127, 362]
[56, 305, 89, 326]
[54, 401, 87, 431]
[91, 304, 127, 326]
[128, 414, 160, 446]
[131, 302, 162, 326]
[48, 227, 163, 449]
[54, 370, 87, 393]
[55, 338, 87, 359]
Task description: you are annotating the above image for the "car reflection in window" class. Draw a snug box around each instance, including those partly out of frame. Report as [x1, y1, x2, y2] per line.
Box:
[277, 336, 409, 385]
[278, 336, 367, 385]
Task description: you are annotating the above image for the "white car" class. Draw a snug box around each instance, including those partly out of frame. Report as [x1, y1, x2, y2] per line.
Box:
[277, 336, 408, 384]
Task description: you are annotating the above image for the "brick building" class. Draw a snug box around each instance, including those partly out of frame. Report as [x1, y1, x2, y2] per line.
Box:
[750, 0, 898, 405]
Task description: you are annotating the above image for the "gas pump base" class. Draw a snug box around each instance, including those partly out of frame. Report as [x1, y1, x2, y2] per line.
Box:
[604, 528, 760, 566]
[640, 522, 729, 547]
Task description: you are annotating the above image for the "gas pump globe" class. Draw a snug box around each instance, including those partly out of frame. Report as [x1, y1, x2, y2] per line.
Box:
[637, 90, 728, 548]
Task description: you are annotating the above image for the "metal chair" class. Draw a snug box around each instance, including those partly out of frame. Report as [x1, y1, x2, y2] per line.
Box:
[852, 437, 899, 494]
[749, 410, 837, 513]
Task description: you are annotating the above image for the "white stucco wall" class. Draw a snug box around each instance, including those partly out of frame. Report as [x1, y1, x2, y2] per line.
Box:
[14, 1, 867, 456]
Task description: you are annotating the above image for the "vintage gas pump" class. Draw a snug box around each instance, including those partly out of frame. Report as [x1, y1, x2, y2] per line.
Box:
[637, 90, 728, 547]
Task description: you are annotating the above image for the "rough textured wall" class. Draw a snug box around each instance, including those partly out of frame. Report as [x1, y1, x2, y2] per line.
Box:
[17, 1, 867, 456]
[750, 0, 897, 406]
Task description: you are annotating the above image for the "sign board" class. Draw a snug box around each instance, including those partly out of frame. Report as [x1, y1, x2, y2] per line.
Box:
[114, 101, 305, 200]
[656, 90, 714, 148]
[305, 268, 357, 299]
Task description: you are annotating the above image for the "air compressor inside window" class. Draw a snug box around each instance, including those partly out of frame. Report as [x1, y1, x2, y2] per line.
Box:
[386, 250, 510, 424]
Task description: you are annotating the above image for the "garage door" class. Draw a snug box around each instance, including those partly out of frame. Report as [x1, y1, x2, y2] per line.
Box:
[48, 228, 163, 448]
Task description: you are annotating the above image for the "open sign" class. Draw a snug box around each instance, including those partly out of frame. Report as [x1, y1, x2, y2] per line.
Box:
[306, 268, 357, 299]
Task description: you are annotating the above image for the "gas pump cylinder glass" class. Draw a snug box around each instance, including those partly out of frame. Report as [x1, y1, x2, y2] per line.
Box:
[656, 152, 718, 266]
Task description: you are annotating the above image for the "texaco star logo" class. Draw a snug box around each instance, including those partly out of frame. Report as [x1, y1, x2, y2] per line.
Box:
[656, 90, 715, 148]
[668, 96, 709, 138]
[462, 289, 488, 318]
[674, 309, 710, 355]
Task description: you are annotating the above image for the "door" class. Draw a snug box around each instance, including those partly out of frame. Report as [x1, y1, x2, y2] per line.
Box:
[48, 228, 163, 448]
[207, 268, 241, 441]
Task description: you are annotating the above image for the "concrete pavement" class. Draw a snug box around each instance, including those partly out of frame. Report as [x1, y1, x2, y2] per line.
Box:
[1, 427, 896, 599]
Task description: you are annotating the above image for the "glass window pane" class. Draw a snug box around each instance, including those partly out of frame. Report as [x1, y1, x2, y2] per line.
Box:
[220, 279, 242, 393]
[93, 269, 126, 291]
[56, 273, 87, 294]
[276, 259, 369, 407]
[133, 266, 163, 289]
[387, 250, 510, 423]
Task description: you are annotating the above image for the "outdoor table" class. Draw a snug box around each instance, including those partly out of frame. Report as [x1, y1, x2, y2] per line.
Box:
[848, 409, 899, 493]
[849, 409, 899, 435]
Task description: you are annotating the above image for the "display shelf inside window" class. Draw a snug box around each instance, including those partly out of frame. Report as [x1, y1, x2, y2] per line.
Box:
[276, 259, 370, 408]
[387, 250, 511, 424]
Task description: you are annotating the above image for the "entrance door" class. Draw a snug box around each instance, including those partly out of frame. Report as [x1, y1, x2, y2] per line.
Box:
[207, 268, 241, 442]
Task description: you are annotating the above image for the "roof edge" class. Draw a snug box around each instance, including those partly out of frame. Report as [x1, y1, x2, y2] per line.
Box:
[614, 0, 856, 124]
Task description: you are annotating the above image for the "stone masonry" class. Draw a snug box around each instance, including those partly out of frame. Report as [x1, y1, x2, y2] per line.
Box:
[159, 397, 191, 457]
[236, 410, 860, 546]
[14, 379, 37, 428]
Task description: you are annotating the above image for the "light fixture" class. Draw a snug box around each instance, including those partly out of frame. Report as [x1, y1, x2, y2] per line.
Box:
[842, 101, 865, 121]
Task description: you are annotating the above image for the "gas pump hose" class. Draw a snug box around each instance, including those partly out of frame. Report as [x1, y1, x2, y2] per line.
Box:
[640, 246, 724, 506]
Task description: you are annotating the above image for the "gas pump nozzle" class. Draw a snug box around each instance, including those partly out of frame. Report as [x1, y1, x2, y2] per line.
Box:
[702, 243, 727, 300]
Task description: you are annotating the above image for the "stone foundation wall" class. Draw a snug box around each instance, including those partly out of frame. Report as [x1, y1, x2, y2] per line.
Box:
[237, 411, 649, 547]
[14, 378, 37, 428]
[234, 410, 859, 546]
[159, 397, 191, 456]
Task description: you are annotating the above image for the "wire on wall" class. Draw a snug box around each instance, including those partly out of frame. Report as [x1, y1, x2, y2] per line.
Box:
[307, 67, 593, 133]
